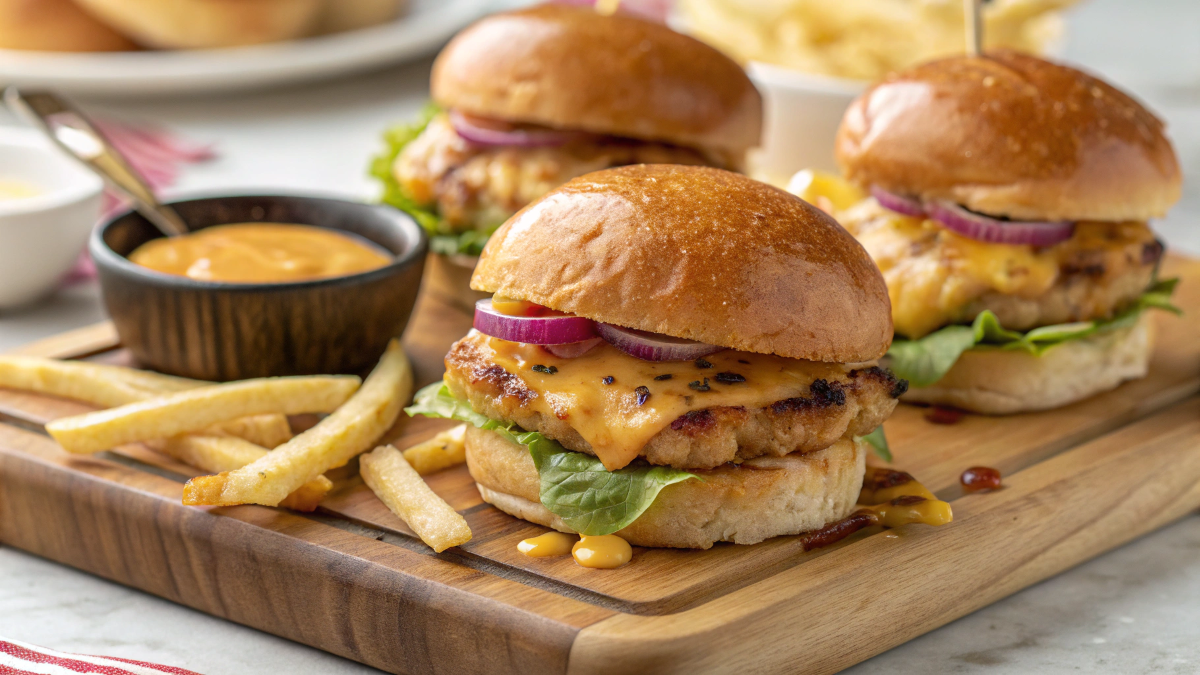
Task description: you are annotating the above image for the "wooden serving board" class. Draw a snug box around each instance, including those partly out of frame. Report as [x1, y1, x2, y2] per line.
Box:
[2, 256, 1200, 675]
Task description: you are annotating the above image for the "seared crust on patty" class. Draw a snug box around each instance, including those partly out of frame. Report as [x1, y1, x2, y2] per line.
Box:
[444, 336, 904, 469]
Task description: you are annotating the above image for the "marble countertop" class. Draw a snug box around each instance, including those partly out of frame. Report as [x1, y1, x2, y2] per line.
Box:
[1, 0, 1198, 672]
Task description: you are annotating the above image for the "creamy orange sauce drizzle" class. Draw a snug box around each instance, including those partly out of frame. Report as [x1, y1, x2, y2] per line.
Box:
[857, 467, 953, 528]
[128, 223, 391, 283]
[572, 535, 632, 569]
[517, 531, 576, 557]
[472, 333, 852, 470]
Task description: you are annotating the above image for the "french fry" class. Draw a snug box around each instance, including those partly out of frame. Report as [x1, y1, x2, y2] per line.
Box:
[154, 435, 332, 511]
[183, 340, 412, 507]
[360, 444, 471, 552]
[0, 356, 292, 446]
[402, 424, 467, 475]
[46, 375, 360, 455]
[0, 356, 168, 408]
[207, 414, 293, 449]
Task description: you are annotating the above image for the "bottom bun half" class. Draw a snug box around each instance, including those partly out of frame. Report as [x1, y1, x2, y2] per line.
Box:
[901, 312, 1154, 414]
[465, 426, 866, 549]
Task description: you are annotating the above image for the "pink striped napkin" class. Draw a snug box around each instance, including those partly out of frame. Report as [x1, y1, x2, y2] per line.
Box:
[0, 638, 204, 675]
[61, 120, 215, 286]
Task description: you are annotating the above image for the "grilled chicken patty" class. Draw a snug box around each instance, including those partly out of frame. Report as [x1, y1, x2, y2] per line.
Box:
[393, 114, 719, 232]
[839, 199, 1163, 339]
[444, 332, 906, 470]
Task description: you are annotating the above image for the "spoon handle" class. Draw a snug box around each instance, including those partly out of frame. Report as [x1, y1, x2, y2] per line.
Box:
[3, 87, 189, 237]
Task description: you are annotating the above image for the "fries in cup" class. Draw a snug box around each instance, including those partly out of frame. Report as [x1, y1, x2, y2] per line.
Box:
[361, 444, 472, 552]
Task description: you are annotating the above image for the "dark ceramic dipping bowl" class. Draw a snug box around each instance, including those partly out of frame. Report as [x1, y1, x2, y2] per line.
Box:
[92, 195, 427, 381]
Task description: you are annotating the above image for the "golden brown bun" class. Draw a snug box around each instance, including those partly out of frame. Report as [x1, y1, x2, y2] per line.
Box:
[836, 50, 1181, 222]
[432, 5, 762, 158]
[0, 0, 136, 52]
[465, 426, 866, 549]
[72, 0, 322, 48]
[318, 0, 405, 34]
[472, 165, 893, 363]
[900, 312, 1154, 414]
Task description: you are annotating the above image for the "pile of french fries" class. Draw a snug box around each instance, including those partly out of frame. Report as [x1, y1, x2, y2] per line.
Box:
[0, 340, 472, 552]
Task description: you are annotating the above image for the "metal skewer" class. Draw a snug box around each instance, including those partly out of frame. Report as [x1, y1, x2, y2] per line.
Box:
[964, 0, 984, 55]
[3, 87, 190, 237]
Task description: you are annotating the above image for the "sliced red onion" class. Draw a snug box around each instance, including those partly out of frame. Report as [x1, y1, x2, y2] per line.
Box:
[449, 110, 579, 148]
[474, 299, 597, 344]
[543, 338, 604, 359]
[928, 201, 1075, 247]
[871, 186, 927, 218]
[596, 324, 723, 362]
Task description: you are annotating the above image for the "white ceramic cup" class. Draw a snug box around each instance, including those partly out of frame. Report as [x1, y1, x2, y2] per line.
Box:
[746, 61, 865, 186]
[0, 126, 104, 310]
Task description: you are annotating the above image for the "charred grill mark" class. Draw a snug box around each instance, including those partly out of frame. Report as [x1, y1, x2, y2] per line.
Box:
[768, 379, 847, 415]
[849, 366, 909, 399]
[671, 409, 715, 433]
[863, 468, 915, 491]
[668, 406, 749, 436]
[471, 365, 537, 405]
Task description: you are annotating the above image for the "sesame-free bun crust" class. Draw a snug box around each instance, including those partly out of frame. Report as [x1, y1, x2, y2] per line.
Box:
[472, 165, 893, 363]
[0, 0, 136, 51]
[836, 50, 1181, 222]
[465, 426, 866, 549]
[901, 312, 1154, 414]
[432, 5, 762, 157]
[72, 0, 323, 48]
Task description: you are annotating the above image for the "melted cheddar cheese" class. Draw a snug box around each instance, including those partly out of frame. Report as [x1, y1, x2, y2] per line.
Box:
[465, 333, 854, 471]
[837, 199, 1156, 338]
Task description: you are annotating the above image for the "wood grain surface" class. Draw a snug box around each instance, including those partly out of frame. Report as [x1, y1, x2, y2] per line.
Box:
[0, 255, 1197, 675]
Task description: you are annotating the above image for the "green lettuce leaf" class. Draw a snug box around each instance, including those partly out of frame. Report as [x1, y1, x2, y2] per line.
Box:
[369, 104, 443, 235]
[368, 104, 500, 257]
[405, 382, 698, 536]
[888, 279, 1181, 388]
[855, 426, 892, 462]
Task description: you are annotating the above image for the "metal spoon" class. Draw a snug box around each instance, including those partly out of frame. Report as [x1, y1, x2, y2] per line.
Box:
[3, 87, 190, 237]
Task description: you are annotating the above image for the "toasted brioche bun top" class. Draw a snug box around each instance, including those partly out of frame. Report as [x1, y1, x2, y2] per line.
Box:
[431, 5, 762, 158]
[471, 165, 893, 363]
[836, 50, 1181, 222]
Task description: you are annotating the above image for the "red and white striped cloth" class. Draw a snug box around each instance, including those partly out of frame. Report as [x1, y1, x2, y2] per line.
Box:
[60, 120, 215, 286]
[0, 638, 204, 675]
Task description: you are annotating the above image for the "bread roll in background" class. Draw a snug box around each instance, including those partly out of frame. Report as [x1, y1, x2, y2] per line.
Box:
[0, 0, 136, 52]
[318, 0, 406, 34]
[71, 0, 325, 49]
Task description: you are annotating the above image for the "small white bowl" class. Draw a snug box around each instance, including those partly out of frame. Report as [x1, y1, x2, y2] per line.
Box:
[746, 62, 865, 186]
[0, 126, 104, 310]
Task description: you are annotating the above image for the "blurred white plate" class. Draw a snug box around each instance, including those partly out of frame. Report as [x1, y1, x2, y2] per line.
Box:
[0, 0, 492, 97]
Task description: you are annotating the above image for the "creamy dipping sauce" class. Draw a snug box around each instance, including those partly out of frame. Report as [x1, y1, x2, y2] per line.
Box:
[0, 180, 40, 201]
[128, 223, 392, 283]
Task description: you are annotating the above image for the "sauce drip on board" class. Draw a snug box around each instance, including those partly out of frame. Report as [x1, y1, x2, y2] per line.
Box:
[804, 466, 954, 551]
[517, 531, 576, 557]
[572, 535, 633, 569]
[128, 223, 392, 283]
[961, 466, 1003, 492]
